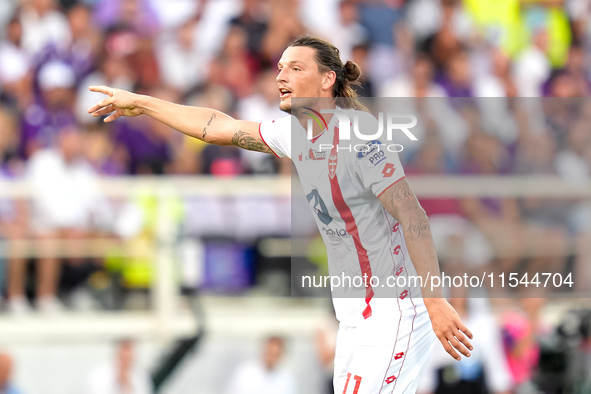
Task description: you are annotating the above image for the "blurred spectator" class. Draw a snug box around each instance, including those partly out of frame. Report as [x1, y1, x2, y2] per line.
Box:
[474, 47, 518, 98]
[406, 0, 472, 46]
[212, 25, 259, 99]
[514, 28, 551, 97]
[502, 298, 546, 393]
[315, 312, 338, 394]
[261, 0, 305, 63]
[380, 53, 445, 97]
[229, 0, 269, 61]
[437, 49, 474, 98]
[93, 0, 159, 36]
[0, 353, 23, 394]
[417, 298, 513, 394]
[0, 16, 33, 111]
[19, 0, 71, 57]
[422, 23, 462, 75]
[349, 44, 374, 97]
[20, 60, 76, 160]
[34, 3, 100, 85]
[0, 161, 29, 315]
[84, 339, 153, 394]
[225, 336, 297, 394]
[323, 0, 368, 63]
[156, 19, 208, 94]
[15, 127, 111, 313]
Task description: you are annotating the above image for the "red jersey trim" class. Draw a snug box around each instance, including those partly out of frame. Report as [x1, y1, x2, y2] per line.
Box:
[376, 176, 407, 199]
[328, 126, 374, 319]
[258, 122, 281, 159]
[310, 129, 326, 144]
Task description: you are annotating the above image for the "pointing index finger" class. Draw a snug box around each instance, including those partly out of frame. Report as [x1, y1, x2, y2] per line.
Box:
[88, 85, 113, 96]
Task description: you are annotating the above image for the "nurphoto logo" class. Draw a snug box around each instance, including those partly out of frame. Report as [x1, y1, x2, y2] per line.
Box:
[303, 108, 418, 152]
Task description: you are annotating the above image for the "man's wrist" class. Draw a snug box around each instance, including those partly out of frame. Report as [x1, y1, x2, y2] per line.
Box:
[134, 94, 152, 116]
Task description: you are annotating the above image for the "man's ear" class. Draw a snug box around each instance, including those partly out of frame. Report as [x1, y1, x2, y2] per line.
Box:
[322, 70, 337, 93]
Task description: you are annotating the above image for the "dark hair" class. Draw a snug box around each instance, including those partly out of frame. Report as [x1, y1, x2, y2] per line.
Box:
[288, 35, 367, 111]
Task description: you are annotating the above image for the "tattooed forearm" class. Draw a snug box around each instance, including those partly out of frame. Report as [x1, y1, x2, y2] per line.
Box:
[392, 181, 414, 202]
[404, 218, 431, 241]
[380, 180, 416, 216]
[231, 130, 272, 153]
[202, 113, 216, 140]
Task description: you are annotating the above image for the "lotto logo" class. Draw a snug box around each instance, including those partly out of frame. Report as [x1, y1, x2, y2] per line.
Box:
[392, 222, 399, 232]
[400, 290, 409, 300]
[382, 163, 395, 177]
[393, 245, 401, 255]
[394, 352, 404, 360]
[385, 375, 396, 384]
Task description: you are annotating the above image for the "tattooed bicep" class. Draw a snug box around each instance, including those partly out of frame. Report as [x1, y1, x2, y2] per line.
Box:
[231, 130, 273, 154]
[378, 179, 424, 220]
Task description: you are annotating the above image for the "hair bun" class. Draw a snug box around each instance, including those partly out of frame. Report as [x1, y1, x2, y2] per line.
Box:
[344, 60, 361, 82]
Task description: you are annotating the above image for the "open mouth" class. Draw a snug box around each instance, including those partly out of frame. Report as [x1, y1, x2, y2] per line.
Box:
[279, 88, 292, 99]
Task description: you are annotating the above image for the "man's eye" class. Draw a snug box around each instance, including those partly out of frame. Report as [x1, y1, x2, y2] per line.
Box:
[293, 68, 301, 71]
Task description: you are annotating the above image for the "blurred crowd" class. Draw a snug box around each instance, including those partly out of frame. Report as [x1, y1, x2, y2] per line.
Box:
[0, 1, 591, 392]
[1, 0, 591, 178]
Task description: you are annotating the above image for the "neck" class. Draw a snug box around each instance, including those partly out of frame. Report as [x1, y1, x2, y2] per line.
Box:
[294, 101, 337, 138]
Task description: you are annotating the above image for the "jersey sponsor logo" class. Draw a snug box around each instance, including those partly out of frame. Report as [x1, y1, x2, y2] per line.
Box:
[357, 140, 387, 167]
[394, 352, 404, 360]
[392, 222, 400, 232]
[307, 149, 327, 160]
[322, 227, 348, 237]
[356, 140, 381, 159]
[382, 163, 395, 177]
[385, 375, 397, 384]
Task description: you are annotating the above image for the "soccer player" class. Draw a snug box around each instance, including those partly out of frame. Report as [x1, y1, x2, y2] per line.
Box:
[88, 36, 473, 393]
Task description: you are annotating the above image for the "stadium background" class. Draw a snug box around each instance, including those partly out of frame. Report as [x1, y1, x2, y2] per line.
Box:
[1, 0, 591, 393]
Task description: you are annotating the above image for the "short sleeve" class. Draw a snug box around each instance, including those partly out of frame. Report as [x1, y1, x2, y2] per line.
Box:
[259, 116, 292, 159]
[355, 140, 406, 197]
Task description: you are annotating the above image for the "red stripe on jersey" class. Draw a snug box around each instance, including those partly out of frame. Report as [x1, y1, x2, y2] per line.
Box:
[328, 126, 374, 319]
[258, 122, 281, 158]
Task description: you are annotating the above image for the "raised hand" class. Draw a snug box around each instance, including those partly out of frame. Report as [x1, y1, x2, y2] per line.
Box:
[87, 85, 143, 122]
[425, 298, 474, 361]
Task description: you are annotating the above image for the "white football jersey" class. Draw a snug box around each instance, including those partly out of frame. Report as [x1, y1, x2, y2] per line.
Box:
[260, 109, 424, 327]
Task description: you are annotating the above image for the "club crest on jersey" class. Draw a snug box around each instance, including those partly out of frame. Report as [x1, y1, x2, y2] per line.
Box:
[307, 149, 326, 160]
[328, 154, 338, 178]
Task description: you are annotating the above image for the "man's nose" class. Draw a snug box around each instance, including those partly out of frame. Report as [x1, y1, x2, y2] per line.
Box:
[276, 68, 287, 82]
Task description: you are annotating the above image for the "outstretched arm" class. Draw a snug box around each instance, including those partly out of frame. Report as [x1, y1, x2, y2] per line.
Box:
[87, 86, 273, 154]
[379, 179, 474, 361]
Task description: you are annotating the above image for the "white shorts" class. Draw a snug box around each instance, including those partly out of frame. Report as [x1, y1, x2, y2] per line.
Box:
[334, 301, 437, 394]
